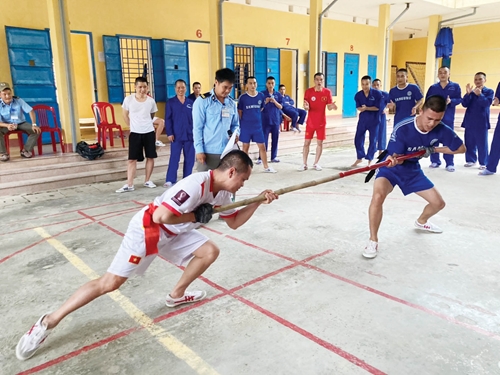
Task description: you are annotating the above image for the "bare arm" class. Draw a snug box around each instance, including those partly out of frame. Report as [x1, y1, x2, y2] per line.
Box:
[434, 144, 466, 155]
[122, 108, 130, 127]
[223, 190, 278, 230]
[152, 204, 196, 225]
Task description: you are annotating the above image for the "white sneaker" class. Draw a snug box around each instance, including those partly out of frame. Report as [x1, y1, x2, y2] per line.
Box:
[163, 181, 173, 188]
[414, 220, 443, 233]
[116, 184, 135, 193]
[263, 167, 277, 173]
[313, 164, 322, 171]
[16, 314, 51, 360]
[144, 181, 156, 188]
[255, 159, 262, 165]
[362, 240, 378, 259]
[155, 140, 166, 147]
[165, 290, 207, 307]
[298, 164, 307, 171]
[464, 162, 475, 167]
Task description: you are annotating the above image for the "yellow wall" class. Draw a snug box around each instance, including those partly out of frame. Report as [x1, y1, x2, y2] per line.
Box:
[391, 37, 427, 87]
[280, 50, 294, 101]
[70, 33, 94, 118]
[188, 42, 211, 95]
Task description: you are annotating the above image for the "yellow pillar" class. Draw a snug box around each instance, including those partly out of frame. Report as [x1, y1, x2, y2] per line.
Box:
[46, 0, 79, 151]
[208, 0, 221, 79]
[378, 4, 391, 90]
[309, 0, 321, 87]
[424, 15, 442, 92]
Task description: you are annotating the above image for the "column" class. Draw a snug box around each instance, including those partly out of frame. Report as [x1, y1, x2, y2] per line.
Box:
[309, 0, 321, 87]
[208, 0, 222, 79]
[378, 4, 391, 90]
[425, 15, 442, 91]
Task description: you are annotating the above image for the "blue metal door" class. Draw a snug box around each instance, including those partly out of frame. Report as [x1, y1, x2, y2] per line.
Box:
[151, 39, 166, 102]
[267, 48, 280, 90]
[342, 53, 359, 118]
[368, 55, 377, 80]
[163, 39, 189, 99]
[254, 47, 267, 92]
[325, 52, 338, 96]
[225, 45, 235, 97]
[5, 26, 60, 143]
[103, 35, 124, 103]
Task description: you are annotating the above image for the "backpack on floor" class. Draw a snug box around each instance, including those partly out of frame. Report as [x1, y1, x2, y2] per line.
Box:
[76, 141, 104, 160]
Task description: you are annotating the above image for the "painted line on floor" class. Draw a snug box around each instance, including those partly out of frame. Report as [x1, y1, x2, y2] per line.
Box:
[2, 216, 87, 237]
[31, 227, 220, 375]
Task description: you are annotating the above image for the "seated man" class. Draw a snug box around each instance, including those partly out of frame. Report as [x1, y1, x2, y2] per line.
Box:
[0, 82, 41, 161]
[278, 84, 307, 133]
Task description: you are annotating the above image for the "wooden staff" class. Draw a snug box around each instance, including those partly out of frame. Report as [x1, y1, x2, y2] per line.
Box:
[213, 151, 425, 213]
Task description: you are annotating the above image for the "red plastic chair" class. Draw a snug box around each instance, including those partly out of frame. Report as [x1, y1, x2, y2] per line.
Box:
[281, 117, 291, 132]
[33, 104, 65, 154]
[3, 130, 25, 155]
[91, 102, 125, 150]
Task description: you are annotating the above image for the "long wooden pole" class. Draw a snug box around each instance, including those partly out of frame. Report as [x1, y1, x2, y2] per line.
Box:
[213, 151, 425, 213]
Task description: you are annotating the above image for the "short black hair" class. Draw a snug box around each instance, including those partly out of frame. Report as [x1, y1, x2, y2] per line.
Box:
[396, 68, 408, 75]
[215, 68, 236, 84]
[218, 150, 253, 173]
[373, 79, 381, 84]
[438, 66, 449, 71]
[314, 72, 324, 79]
[175, 79, 187, 86]
[278, 84, 285, 89]
[246, 76, 256, 84]
[475, 72, 486, 78]
[192, 82, 201, 88]
[266, 76, 275, 82]
[361, 75, 371, 82]
[423, 95, 447, 113]
[135, 77, 148, 84]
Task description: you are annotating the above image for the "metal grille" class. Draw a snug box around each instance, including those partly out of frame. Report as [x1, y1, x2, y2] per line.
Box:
[233, 46, 253, 99]
[406, 62, 426, 92]
[119, 37, 154, 97]
[390, 65, 398, 89]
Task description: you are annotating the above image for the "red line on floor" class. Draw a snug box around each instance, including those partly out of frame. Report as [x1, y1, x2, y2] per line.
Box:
[92, 206, 139, 220]
[224, 235, 297, 263]
[31, 200, 136, 220]
[77, 210, 126, 237]
[2, 217, 87, 236]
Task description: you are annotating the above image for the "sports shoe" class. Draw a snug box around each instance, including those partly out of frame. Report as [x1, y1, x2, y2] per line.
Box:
[163, 181, 173, 188]
[255, 159, 262, 165]
[20, 149, 33, 158]
[464, 162, 475, 167]
[144, 181, 156, 188]
[298, 164, 307, 171]
[155, 140, 166, 147]
[115, 184, 135, 193]
[292, 127, 298, 133]
[414, 220, 443, 233]
[16, 314, 51, 360]
[478, 169, 495, 176]
[263, 167, 277, 173]
[445, 165, 455, 172]
[270, 158, 280, 163]
[429, 163, 440, 168]
[165, 290, 207, 307]
[0, 154, 9, 162]
[479, 165, 486, 170]
[362, 240, 378, 259]
[312, 164, 322, 171]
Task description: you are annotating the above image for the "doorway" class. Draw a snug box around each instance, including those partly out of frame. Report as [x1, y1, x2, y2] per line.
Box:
[188, 41, 211, 97]
[342, 53, 359, 118]
[279, 49, 298, 103]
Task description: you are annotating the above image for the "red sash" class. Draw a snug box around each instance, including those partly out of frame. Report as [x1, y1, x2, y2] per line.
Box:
[143, 203, 160, 256]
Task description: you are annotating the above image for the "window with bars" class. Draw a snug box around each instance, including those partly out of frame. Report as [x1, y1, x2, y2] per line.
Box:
[233, 46, 253, 99]
[119, 37, 154, 97]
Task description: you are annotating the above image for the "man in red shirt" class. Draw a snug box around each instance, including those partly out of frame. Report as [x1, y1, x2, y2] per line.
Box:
[300, 73, 337, 171]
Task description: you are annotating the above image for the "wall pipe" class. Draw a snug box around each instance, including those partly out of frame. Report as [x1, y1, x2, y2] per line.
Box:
[317, 0, 339, 72]
[384, 3, 410, 90]
[219, 0, 225, 69]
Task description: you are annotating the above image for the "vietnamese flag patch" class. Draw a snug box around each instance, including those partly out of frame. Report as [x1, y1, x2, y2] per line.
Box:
[128, 255, 141, 264]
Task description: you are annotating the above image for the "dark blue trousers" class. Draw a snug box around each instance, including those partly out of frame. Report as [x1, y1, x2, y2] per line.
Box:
[263, 123, 280, 160]
[486, 119, 500, 173]
[354, 122, 379, 160]
[166, 140, 195, 183]
[464, 127, 488, 166]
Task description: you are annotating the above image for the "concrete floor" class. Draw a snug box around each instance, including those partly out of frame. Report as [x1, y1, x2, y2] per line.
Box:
[1, 145, 500, 375]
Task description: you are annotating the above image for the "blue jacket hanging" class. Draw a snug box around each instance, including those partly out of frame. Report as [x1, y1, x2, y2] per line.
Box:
[435, 27, 454, 59]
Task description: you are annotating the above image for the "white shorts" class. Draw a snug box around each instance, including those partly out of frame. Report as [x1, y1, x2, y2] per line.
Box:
[107, 211, 209, 278]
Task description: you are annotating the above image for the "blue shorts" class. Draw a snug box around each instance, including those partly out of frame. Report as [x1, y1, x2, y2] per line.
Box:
[376, 166, 434, 196]
[240, 127, 265, 144]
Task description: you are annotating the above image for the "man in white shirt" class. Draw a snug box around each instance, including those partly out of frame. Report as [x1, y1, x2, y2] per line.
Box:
[116, 77, 159, 193]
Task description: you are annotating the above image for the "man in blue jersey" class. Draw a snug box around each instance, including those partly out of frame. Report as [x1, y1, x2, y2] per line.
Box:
[479, 82, 500, 176]
[164, 79, 195, 187]
[372, 79, 390, 155]
[187, 82, 203, 102]
[461, 72, 494, 170]
[387, 68, 424, 125]
[363, 96, 465, 259]
[425, 67, 462, 171]
[238, 76, 276, 173]
[260, 76, 283, 163]
[278, 84, 307, 133]
[352, 76, 382, 167]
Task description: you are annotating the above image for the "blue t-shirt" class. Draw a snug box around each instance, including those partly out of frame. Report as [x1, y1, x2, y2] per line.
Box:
[425, 81, 462, 128]
[165, 96, 194, 141]
[386, 116, 463, 172]
[237, 92, 264, 130]
[261, 90, 283, 126]
[389, 84, 423, 125]
[282, 94, 295, 107]
[461, 87, 494, 130]
[355, 88, 382, 127]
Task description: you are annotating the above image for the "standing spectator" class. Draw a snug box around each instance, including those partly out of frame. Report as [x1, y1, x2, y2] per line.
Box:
[238, 76, 276, 173]
[387, 68, 424, 125]
[425, 66, 462, 171]
[260, 76, 283, 163]
[372, 79, 390, 155]
[193, 68, 239, 171]
[0, 82, 40, 161]
[352, 75, 382, 167]
[116, 77, 158, 193]
[188, 82, 203, 102]
[278, 84, 307, 133]
[300, 73, 337, 171]
[461, 72, 494, 169]
[479, 81, 500, 176]
[164, 79, 195, 187]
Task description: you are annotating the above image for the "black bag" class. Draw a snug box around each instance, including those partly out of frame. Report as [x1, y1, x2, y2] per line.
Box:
[76, 141, 104, 160]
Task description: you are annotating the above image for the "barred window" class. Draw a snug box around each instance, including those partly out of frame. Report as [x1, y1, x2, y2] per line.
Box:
[233, 46, 254, 99]
[119, 37, 154, 97]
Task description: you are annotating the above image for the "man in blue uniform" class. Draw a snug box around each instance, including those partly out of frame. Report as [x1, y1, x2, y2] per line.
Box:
[461, 72, 494, 169]
[238, 77, 276, 173]
[187, 82, 202, 102]
[388, 68, 424, 125]
[425, 67, 462, 171]
[260, 76, 283, 163]
[164, 79, 195, 187]
[193, 68, 239, 171]
[363, 96, 465, 259]
[278, 84, 307, 133]
[479, 82, 500, 176]
[372, 79, 390, 155]
[352, 76, 382, 167]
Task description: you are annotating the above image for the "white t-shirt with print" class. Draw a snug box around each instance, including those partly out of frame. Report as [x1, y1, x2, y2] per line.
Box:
[122, 94, 158, 134]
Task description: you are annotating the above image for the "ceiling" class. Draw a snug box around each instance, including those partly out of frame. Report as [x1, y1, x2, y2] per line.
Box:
[227, 0, 500, 40]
